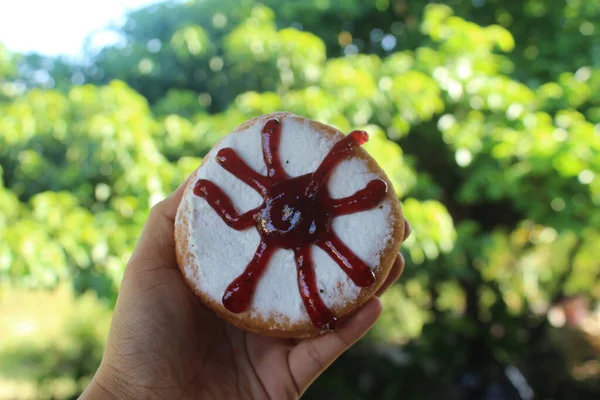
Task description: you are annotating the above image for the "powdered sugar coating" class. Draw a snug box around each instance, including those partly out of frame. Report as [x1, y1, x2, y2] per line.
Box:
[177, 116, 394, 326]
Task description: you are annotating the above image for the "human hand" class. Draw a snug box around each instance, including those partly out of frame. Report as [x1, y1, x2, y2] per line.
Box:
[80, 175, 411, 400]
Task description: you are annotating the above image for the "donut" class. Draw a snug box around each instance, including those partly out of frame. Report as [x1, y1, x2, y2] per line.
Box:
[175, 112, 404, 338]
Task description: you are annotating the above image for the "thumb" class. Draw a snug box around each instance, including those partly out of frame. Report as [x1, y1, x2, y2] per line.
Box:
[128, 171, 195, 270]
[288, 297, 383, 396]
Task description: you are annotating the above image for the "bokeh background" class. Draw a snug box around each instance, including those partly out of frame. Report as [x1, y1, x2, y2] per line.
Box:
[1, 0, 600, 399]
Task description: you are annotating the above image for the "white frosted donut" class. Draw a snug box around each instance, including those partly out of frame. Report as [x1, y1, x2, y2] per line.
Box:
[175, 112, 404, 338]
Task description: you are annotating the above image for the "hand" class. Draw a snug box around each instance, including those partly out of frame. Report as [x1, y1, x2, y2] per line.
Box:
[80, 175, 410, 400]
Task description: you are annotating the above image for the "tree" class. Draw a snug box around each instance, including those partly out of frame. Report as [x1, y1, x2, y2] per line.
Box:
[1, 1, 599, 399]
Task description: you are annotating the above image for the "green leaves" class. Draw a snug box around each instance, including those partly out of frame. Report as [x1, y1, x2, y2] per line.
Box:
[361, 125, 415, 197]
[423, 4, 514, 55]
[171, 25, 212, 59]
[0, 285, 111, 397]
[223, 6, 325, 91]
[0, 42, 16, 81]
[401, 199, 456, 265]
[1, 1, 600, 397]
[1, 2, 597, 303]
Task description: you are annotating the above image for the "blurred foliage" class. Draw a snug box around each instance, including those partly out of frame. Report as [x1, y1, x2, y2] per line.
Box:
[0, 285, 111, 399]
[1, 0, 600, 399]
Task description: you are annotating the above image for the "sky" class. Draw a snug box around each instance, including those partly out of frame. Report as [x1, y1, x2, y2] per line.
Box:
[0, 0, 164, 57]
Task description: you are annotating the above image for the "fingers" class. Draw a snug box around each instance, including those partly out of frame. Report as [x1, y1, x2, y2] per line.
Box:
[375, 252, 405, 297]
[287, 217, 409, 394]
[288, 297, 382, 396]
[403, 219, 411, 242]
[375, 218, 410, 297]
[154, 172, 196, 222]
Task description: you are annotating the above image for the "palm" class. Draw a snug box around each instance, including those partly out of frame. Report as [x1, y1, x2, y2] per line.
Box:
[103, 263, 316, 399]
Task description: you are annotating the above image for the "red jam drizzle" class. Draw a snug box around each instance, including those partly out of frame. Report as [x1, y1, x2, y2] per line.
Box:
[193, 118, 388, 330]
